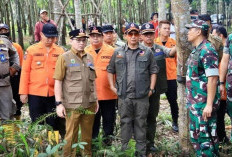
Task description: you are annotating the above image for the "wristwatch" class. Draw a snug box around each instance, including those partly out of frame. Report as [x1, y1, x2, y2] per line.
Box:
[219, 82, 224, 85]
[150, 89, 156, 94]
[55, 101, 62, 106]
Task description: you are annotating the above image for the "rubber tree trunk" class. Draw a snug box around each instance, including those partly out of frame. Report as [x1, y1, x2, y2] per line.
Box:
[9, 0, 16, 42]
[201, 0, 207, 14]
[74, 0, 82, 29]
[53, 0, 64, 45]
[171, 0, 193, 155]
[158, 0, 166, 21]
[16, 0, 24, 49]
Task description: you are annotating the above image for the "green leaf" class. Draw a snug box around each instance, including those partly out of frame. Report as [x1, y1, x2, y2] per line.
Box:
[19, 133, 30, 156]
[46, 145, 52, 154]
[37, 153, 48, 157]
[72, 143, 79, 148]
[79, 144, 84, 150]
[50, 143, 63, 154]
[0, 145, 6, 152]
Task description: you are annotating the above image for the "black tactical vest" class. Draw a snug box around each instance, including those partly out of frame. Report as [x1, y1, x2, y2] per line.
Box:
[114, 46, 152, 98]
[152, 49, 168, 94]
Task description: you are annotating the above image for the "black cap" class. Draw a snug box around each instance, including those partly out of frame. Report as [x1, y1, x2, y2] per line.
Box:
[151, 12, 158, 20]
[102, 25, 114, 33]
[141, 23, 155, 34]
[0, 23, 9, 30]
[69, 29, 88, 39]
[89, 26, 103, 35]
[125, 23, 140, 33]
[42, 23, 58, 37]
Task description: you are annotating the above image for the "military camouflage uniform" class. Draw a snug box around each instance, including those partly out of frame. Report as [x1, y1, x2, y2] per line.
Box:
[186, 39, 220, 156]
[224, 34, 232, 138]
[208, 34, 224, 62]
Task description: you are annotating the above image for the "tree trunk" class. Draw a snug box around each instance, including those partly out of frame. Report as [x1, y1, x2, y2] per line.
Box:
[53, 0, 63, 45]
[201, 0, 207, 14]
[5, 2, 10, 27]
[9, 0, 16, 42]
[158, 0, 166, 21]
[74, 0, 82, 29]
[16, 0, 24, 49]
[20, 1, 27, 35]
[171, 0, 193, 155]
[29, 0, 35, 42]
[0, 0, 6, 23]
[62, 17, 66, 45]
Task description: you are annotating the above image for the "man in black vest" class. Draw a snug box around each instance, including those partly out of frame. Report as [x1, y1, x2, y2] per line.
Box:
[140, 23, 176, 154]
[107, 23, 159, 156]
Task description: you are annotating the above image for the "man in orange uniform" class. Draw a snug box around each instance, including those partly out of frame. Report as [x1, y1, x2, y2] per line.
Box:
[85, 26, 117, 145]
[19, 23, 64, 130]
[155, 20, 179, 132]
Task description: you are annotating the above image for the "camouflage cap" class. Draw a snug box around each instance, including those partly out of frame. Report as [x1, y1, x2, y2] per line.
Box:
[185, 19, 209, 31]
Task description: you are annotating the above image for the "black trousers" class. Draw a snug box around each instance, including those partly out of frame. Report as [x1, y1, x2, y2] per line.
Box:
[28, 95, 58, 130]
[92, 99, 116, 140]
[216, 100, 227, 140]
[10, 71, 23, 116]
[165, 80, 179, 124]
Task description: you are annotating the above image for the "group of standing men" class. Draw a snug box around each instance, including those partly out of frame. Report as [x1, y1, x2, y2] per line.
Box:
[1, 9, 232, 157]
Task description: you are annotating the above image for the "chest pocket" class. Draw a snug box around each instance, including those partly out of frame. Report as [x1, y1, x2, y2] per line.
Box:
[69, 66, 81, 81]
[137, 56, 148, 69]
[33, 56, 45, 69]
[115, 58, 125, 71]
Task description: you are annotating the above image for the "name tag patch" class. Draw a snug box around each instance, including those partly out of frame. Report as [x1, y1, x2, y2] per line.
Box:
[101, 56, 111, 59]
[52, 54, 59, 57]
[68, 63, 80, 67]
[154, 52, 164, 56]
[34, 53, 44, 56]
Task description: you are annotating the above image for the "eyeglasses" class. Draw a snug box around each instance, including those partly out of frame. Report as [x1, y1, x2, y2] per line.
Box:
[72, 38, 87, 43]
[127, 32, 140, 37]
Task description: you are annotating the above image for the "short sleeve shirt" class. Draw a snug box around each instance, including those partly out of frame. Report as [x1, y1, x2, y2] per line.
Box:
[224, 34, 232, 55]
[186, 39, 220, 113]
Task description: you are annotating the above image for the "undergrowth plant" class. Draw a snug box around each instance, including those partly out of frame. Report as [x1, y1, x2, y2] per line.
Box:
[0, 112, 85, 157]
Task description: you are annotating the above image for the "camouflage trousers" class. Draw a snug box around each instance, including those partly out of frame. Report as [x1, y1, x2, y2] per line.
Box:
[226, 73, 232, 139]
[189, 111, 219, 157]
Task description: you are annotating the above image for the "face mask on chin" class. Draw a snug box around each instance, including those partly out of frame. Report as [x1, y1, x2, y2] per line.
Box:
[0, 32, 10, 37]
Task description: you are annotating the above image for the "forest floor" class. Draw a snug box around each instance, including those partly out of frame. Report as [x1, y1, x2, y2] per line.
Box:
[18, 95, 232, 157]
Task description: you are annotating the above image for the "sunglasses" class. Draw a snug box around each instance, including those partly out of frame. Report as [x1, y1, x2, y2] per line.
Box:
[127, 32, 140, 37]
